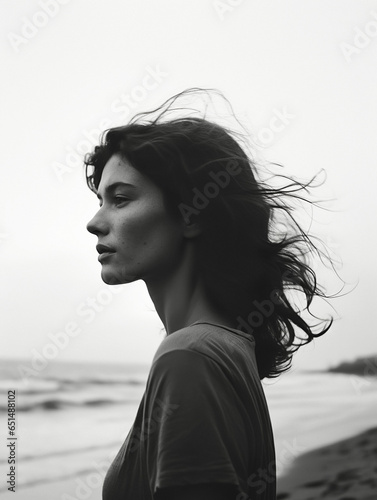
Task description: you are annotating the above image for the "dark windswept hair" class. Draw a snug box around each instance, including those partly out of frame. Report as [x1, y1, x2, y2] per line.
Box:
[85, 88, 339, 379]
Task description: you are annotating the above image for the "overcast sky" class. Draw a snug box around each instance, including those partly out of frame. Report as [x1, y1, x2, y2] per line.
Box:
[1, 0, 376, 372]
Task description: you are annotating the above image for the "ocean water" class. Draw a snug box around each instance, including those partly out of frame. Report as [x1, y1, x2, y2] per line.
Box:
[0, 358, 376, 499]
[0, 359, 149, 498]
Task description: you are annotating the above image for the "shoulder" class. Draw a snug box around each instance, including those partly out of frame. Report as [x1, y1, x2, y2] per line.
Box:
[153, 323, 214, 359]
[152, 322, 254, 364]
[149, 324, 219, 383]
[147, 322, 258, 390]
[143, 325, 253, 434]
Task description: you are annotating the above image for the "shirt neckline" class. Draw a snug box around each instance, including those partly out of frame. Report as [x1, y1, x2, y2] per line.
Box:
[190, 321, 255, 343]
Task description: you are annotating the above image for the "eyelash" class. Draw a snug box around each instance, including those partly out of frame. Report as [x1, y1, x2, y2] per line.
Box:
[114, 196, 129, 206]
[98, 196, 130, 208]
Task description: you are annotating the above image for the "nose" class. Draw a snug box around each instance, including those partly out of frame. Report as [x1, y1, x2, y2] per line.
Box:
[86, 208, 108, 236]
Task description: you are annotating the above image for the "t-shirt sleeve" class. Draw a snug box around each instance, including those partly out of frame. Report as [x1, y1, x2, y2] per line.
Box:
[143, 348, 248, 495]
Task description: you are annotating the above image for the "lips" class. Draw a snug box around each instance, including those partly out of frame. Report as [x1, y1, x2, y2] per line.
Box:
[96, 244, 116, 262]
[96, 244, 115, 255]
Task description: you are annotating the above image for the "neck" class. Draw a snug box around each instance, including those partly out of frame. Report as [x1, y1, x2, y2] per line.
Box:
[144, 241, 233, 335]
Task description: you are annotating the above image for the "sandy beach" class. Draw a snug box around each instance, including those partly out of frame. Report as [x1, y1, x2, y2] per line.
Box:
[277, 427, 377, 500]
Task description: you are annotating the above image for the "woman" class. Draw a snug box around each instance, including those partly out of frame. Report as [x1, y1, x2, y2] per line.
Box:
[85, 89, 334, 500]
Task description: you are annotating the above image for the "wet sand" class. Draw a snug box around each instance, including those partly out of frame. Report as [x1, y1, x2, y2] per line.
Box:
[277, 427, 377, 500]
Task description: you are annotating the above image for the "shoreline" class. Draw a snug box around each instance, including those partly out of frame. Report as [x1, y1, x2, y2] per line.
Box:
[0, 475, 103, 500]
[277, 426, 377, 499]
[4, 427, 377, 500]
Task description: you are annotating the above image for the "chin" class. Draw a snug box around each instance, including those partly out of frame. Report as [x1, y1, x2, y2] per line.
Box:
[101, 268, 139, 285]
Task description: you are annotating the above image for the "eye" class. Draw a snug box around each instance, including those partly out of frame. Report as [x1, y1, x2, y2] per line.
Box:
[114, 196, 130, 206]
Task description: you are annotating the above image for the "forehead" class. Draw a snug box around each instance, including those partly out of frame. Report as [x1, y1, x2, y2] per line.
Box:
[96, 154, 166, 208]
[98, 153, 141, 189]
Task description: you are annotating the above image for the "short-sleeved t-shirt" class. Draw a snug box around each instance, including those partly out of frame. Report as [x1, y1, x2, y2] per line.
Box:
[102, 322, 276, 499]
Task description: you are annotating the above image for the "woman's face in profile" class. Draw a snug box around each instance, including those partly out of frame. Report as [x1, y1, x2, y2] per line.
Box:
[86, 154, 184, 285]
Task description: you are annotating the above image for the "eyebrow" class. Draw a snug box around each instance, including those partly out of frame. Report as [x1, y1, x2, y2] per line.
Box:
[96, 182, 137, 200]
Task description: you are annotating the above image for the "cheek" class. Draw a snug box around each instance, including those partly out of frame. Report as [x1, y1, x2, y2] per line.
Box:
[117, 205, 182, 261]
